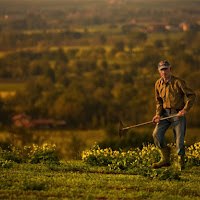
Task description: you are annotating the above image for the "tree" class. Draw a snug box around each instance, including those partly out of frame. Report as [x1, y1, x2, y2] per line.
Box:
[97, 60, 108, 70]
[154, 40, 164, 48]
[26, 13, 47, 30]
[99, 34, 107, 45]
[51, 89, 84, 126]
[114, 41, 125, 52]
[13, 77, 55, 116]
[0, 98, 11, 125]
[127, 31, 147, 45]
[29, 60, 43, 76]
[55, 48, 68, 63]
[127, 41, 134, 53]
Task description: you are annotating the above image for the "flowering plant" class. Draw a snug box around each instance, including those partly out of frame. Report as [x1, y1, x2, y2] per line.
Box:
[82, 142, 200, 171]
[186, 142, 200, 166]
[82, 143, 161, 170]
[24, 143, 59, 164]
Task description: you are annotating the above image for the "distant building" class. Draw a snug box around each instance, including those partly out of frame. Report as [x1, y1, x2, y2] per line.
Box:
[31, 119, 55, 129]
[130, 18, 137, 25]
[12, 113, 33, 129]
[4, 15, 9, 20]
[108, 0, 124, 4]
[147, 23, 169, 32]
[12, 114, 66, 129]
[179, 22, 190, 32]
[121, 24, 136, 33]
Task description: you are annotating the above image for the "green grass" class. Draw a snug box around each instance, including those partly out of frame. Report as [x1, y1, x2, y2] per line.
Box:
[0, 161, 200, 200]
[0, 134, 200, 199]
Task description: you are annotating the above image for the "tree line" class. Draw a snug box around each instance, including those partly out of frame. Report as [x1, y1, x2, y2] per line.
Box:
[0, 31, 199, 128]
[1, 0, 200, 30]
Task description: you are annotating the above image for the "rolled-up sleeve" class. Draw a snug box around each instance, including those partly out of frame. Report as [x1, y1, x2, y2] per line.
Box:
[179, 80, 196, 112]
[155, 81, 163, 115]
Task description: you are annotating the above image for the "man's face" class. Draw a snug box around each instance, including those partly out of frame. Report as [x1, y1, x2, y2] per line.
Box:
[159, 67, 171, 80]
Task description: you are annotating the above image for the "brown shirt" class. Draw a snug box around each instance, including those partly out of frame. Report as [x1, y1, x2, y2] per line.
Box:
[155, 75, 196, 115]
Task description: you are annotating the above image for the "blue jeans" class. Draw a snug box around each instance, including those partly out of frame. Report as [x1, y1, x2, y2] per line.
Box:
[152, 109, 186, 156]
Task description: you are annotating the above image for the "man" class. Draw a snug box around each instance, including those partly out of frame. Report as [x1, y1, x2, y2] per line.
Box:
[152, 60, 196, 170]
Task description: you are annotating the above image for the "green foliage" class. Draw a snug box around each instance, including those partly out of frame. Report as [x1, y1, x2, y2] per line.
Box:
[0, 160, 200, 199]
[157, 168, 180, 181]
[0, 145, 23, 163]
[0, 35, 199, 128]
[0, 0, 199, 129]
[25, 143, 59, 164]
[186, 142, 200, 166]
[0, 143, 59, 165]
[22, 178, 47, 191]
[0, 159, 14, 168]
[82, 142, 200, 180]
[82, 144, 160, 170]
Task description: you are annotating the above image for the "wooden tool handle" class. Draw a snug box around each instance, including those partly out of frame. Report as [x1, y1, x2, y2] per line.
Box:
[122, 114, 178, 130]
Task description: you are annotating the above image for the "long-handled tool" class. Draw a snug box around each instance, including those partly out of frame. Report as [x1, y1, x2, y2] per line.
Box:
[119, 114, 178, 138]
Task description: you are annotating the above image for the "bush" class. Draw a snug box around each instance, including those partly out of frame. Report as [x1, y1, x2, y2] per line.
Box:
[82, 143, 160, 170]
[0, 145, 23, 163]
[82, 142, 200, 180]
[25, 143, 59, 164]
[186, 142, 200, 166]
[0, 159, 14, 168]
[0, 143, 60, 164]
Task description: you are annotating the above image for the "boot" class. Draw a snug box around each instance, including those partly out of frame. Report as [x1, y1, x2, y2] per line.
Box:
[152, 147, 170, 169]
[177, 155, 185, 171]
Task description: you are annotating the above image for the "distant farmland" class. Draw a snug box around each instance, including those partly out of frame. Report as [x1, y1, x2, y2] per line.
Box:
[0, 80, 25, 98]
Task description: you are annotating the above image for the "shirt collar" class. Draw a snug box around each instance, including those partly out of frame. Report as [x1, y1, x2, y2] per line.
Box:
[161, 75, 172, 85]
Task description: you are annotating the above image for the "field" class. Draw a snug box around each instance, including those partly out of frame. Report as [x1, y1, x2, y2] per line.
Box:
[0, 163, 200, 200]
[0, 152, 200, 199]
[0, 81, 25, 98]
[0, 81, 25, 91]
[0, 127, 200, 199]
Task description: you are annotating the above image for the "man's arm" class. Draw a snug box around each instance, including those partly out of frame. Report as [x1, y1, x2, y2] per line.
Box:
[155, 82, 163, 116]
[179, 79, 196, 115]
[153, 81, 163, 123]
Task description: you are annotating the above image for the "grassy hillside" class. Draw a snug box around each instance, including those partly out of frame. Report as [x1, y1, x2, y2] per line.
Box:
[0, 140, 200, 199]
[0, 161, 200, 200]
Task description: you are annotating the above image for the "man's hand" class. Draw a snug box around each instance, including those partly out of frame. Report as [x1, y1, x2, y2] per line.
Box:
[152, 115, 161, 124]
[178, 109, 187, 117]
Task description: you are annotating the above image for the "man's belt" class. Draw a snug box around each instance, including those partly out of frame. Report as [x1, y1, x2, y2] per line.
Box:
[165, 108, 181, 114]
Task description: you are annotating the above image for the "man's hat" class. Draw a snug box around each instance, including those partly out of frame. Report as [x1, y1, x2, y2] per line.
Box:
[158, 60, 170, 70]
